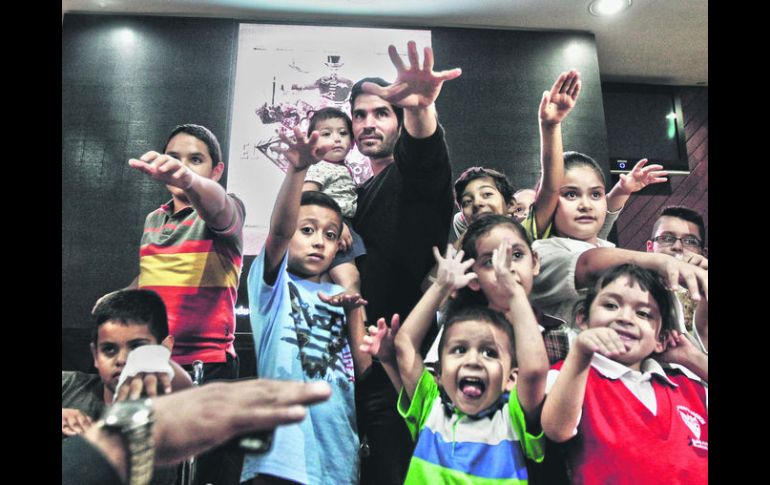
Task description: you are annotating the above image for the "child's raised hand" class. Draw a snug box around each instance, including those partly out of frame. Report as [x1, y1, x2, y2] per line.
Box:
[654, 254, 708, 302]
[360, 314, 401, 364]
[360, 41, 462, 109]
[575, 327, 628, 359]
[617, 158, 668, 194]
[273, 126, 328, 171]
[539, 70, 581, 126]
[128, 151, 197, 190]
[485, 239, 526, 311]
[318, 290, 368, 310]
[433, 245, 477, 293]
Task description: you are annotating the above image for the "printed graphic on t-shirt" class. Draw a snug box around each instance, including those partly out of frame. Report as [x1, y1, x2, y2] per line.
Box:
[676, 405, 708, 450]
[283, 281, 354, 388]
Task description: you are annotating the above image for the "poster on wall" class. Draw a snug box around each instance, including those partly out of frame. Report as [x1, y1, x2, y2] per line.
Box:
[226, 24, 431, 256]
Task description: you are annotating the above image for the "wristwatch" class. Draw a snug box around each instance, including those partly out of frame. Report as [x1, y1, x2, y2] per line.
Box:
[99, 398, 155, 485]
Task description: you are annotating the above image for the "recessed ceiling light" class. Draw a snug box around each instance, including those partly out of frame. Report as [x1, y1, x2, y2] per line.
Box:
[588, 0, 632, 17]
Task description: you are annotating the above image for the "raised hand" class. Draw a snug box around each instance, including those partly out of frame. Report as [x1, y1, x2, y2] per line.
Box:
[433, 245, 477, 293]
[655, 253, 708, 302]
[272, 125, 327, 171]
[128, 151, 197, 190]
[318, 290, 368, 310]
[485, 239, 526, 310]
[62, 408, 93, 436]
[617, 158, 668, 194]
[539, 70, 582, 126]
[360, 314, 401, 364]
[674, 251, 708, 270]
[575, 327, 628, 359]
[361, 41, 462, 109]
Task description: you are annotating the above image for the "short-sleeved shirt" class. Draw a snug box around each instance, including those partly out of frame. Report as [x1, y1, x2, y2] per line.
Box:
[138, 194, 245, 365]
[547, 355, 708, 484]
[305, 161, 358, 219]
[61, 371, 105, 430]
[398, 369, 545, 484]
[240, 250, 359, 484]
[530, 236, 615, 324]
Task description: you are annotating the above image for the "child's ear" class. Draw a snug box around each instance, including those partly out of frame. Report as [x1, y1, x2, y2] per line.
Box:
[210, 161, 225, 182]
[161, 335, 174, 352]
[575, 310, 589, 331]
[645, 240, 655, 253]
[652, 330, 668, 354]
[531, 251, 541, 277]
[505, 367, 519, 391]
[90, 342, 98, 367]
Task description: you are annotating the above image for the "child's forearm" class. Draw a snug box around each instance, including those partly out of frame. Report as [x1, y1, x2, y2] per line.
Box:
[347, 307, 373, 378]
[270, 167, 308, 240]
[263, 167, 308, 282]
[533, 122, 564, 237]
[505, 295, 549, 418]
[678, 351, 708, 383]
[541, 349, 593, 442]
[184, 175, 237, 231]
[575, 248, 659, 289]
[395, 282, 451, 398]
[605, 183, 633, 213]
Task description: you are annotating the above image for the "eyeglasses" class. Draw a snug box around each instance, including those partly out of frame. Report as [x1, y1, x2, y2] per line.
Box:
[652, 234, 702, 248]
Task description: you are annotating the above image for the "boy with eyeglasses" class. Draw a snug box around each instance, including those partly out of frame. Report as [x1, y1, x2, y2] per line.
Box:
[647, 206, 708, 352]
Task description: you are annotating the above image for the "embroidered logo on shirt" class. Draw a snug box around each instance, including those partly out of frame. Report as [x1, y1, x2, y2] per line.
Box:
[284, 282, 354, 387]
[676, 405, 707, 450]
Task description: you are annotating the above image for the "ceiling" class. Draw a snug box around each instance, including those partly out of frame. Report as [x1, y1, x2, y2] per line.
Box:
[61, 0, 707, 87]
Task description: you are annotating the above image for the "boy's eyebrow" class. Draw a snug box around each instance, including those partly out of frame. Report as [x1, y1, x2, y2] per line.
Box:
[462, 184, 497, 197]
[127, 338, 153, 344]
[297, 216, 340, 231]
[599, 291, 654, 309]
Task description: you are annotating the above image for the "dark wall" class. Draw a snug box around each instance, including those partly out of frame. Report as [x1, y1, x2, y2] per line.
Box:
[62, 14, 609, 371]
[62, 14, 237, 369]
[613, 87, 708, 251]
[432, 27, 609, 189]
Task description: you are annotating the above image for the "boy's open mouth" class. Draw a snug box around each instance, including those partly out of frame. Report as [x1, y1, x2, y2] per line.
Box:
[459, 377, 486, 398]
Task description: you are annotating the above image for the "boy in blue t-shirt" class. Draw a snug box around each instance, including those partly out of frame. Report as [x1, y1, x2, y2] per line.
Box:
[241, 126, 368, 485]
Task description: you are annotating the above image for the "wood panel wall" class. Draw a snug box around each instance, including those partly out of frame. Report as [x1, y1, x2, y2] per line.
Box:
[614, 87, 708, 250]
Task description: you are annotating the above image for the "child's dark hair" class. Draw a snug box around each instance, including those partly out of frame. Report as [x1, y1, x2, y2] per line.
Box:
[91, 289, 169, 344]
[308, 107, 353, 139]
[653, 206, 706, 246]
[461, 214, 532, 260]
[301, 190, 343, 219]
[453, 167, 515, 208]
[437, 305, 517, 371]
[165, 124, 223, 168]
[350, 77, 404, 128]
[563, 151, 606, 187]
[448, 215, 533, 309]
[577, 264, 677, 337]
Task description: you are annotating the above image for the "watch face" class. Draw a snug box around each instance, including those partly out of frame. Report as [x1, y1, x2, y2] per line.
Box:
[104, 399, 154, 428]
